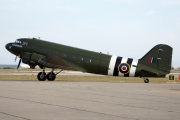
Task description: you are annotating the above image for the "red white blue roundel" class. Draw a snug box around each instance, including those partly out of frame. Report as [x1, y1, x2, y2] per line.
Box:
[118, 63, 130, 74]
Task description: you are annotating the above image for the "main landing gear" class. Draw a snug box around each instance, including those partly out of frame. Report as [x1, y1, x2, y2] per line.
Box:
[141, 77, 149, 83]
[37, 67, 63, 81]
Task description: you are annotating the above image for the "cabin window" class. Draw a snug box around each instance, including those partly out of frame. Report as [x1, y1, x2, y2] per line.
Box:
[79, 57, 83, 61]
[54, 52, 58, 55]
[70, 55, 75, 59]
[86, 59, 92, 63]
[62, 54, 66, 57]
[45, 50, 50, 54]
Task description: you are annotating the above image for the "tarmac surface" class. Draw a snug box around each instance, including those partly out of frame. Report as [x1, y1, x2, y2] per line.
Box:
[0, 81, 180, 120]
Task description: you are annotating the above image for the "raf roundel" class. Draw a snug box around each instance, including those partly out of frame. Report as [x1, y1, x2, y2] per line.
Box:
[118, 63, 130, 74]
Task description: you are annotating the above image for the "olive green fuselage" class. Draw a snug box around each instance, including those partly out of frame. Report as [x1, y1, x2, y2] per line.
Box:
[8, 38, 111, 75]
[6, 38, 173, 80]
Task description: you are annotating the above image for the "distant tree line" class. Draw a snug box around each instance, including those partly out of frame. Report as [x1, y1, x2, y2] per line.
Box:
[0, 67, 15, 69]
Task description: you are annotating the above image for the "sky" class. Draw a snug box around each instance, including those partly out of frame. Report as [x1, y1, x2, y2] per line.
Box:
[0, 0, 180, 67]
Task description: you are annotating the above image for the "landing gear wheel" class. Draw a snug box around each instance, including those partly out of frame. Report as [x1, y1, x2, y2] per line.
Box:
[47, 72, 56, 81]
[144, 78, 149, 83]
[37, 72, 47, 81]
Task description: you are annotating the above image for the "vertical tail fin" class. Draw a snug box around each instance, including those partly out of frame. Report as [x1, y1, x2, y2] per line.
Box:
[140, 44, 173, 74]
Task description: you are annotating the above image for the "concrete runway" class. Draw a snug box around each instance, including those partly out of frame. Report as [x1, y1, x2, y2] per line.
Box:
[0, 81, 180, 120]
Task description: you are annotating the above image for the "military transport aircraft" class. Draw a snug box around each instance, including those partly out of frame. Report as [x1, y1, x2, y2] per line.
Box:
[5, 38, 173, 83]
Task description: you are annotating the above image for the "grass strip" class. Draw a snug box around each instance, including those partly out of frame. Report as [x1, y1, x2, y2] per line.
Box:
[0, 75, 179, 83]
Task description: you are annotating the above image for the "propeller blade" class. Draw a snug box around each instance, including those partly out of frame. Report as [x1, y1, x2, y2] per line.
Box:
[14, 56, 17, 62]
[17, 58, 22, 69]
[17, 52, 23, 70]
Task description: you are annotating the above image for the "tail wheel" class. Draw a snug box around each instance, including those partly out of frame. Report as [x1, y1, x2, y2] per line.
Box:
[37, 72, 46, 81]
[47, 72, 56, 81]
[144, 78, 149, 83]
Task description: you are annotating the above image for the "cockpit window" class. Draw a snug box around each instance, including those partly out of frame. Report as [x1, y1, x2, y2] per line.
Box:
[15, 40, 22, 45]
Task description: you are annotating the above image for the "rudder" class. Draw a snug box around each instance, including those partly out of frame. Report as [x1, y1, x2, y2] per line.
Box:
[140, 44, 173, 74]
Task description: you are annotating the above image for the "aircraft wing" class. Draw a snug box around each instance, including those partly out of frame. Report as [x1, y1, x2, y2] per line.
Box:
[38, 55, 72, 70]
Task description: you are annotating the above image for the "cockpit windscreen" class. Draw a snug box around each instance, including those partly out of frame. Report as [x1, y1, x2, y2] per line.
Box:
[15, 40, 22, 45]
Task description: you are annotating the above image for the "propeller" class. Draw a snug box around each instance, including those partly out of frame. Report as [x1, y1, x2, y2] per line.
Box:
[17, 58, 22, 69]
[17, 53, 23, 70]
[14, 56, 17, 62]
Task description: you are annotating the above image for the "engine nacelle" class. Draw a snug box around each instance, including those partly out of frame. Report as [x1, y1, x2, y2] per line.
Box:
[22, 52, 45, 68]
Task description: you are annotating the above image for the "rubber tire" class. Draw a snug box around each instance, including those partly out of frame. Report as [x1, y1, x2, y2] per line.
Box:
[37, 72, 46, 81]
[144, 78, 149, 83]
[47, 72, 56, 81]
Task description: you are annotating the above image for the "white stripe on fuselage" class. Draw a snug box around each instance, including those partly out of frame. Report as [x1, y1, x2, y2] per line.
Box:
[108, 56, 117, 76]
[108, 55, 138, 77]
[129, 61, 138, 77]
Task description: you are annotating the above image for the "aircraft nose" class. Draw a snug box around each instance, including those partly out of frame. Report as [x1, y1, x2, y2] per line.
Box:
[5, 43, 11, 50]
